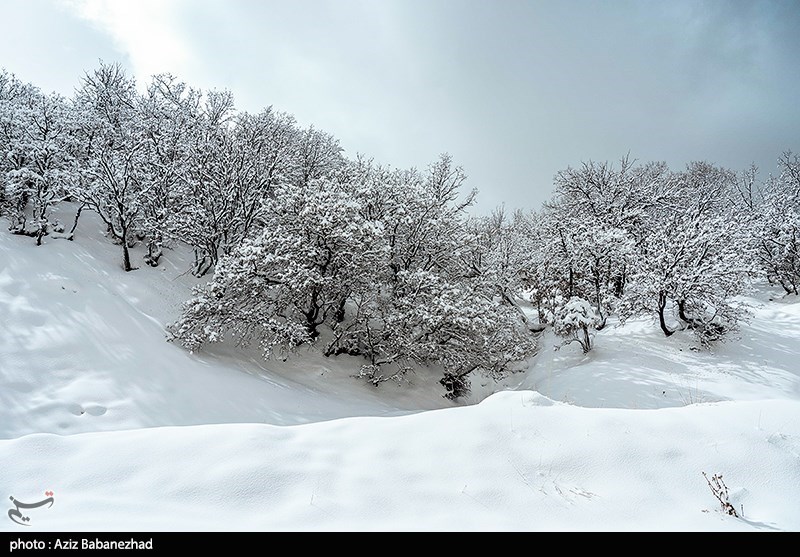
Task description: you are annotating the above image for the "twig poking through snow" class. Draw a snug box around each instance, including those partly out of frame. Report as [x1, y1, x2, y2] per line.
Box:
[702, 471, 739, 517]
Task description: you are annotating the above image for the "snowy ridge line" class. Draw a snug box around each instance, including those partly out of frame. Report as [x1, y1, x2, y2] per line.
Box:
[1, 395, 798, 531]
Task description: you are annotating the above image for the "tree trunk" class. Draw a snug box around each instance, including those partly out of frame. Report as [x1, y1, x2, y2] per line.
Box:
[501, 291, 535, 330]
[567, 267, 574, 298]
[334, 297, 347, 324]
[613, 270, 625, 297]
[121, 227, 133, 272]
[68, 203, 86, 240]
[194, 257, 213, 277]
[581, 324, 592, 353]
[304, 289, 322, 339]
[145, 240, 162, 267]
[593, 271, 606, 331]
[35, 218, 47, 246]
[678, 299, 691, 325]
[658, 291, 674, 337]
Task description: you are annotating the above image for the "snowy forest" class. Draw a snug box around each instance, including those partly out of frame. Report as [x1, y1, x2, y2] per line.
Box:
[2, 62, 799, 400]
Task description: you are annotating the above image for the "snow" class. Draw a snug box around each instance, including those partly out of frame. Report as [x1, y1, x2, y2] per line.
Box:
[1, 209, 799, 531]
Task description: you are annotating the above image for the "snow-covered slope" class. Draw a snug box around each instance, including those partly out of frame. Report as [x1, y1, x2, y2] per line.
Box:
[0, 209, 453, 440]
[1, 211, 799, 531]
[3, 396, 799, 531]
[488, 294, 800, 409]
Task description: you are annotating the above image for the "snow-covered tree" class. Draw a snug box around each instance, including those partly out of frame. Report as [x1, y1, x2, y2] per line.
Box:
[170, 177, 385, 355]
[334, 156, 536, 398]
[542, 158, 670, 322]
[0, 70, 28, 219]
[554, 297, 598, 353]
[0, 74, 75, 243]
[172, 155, 536, 398]
[537, 208, 634, 330]
[295, 125, 343, 186]
[164, 89, 236, 275]
[346, 266, 535, 399]
[537, 157, 755, 346]
[754, 153, 800, 295]
[70, 63, 151, 271]
[137, 73, 203, 266]
[173, 101, 305, 276]
[464, 207, 543, 331]
[362, 154, 477, 283]
[619, 162, 756, 344]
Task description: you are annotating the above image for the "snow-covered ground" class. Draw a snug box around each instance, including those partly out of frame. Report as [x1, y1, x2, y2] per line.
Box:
[1, 208, 799, 531]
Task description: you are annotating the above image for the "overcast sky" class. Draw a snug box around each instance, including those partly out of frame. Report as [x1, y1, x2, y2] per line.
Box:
[1, 0, 798, 213]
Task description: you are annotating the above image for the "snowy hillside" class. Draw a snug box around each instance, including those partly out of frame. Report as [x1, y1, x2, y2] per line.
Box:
[1, 211, 799, 531]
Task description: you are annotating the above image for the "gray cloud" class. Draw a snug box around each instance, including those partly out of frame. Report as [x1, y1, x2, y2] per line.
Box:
[3, 0, 798, 213]
[0, 0, 123, 95]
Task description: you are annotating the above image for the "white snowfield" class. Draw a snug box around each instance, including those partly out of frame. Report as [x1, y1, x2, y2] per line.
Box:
[1, 212, 799, 531]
